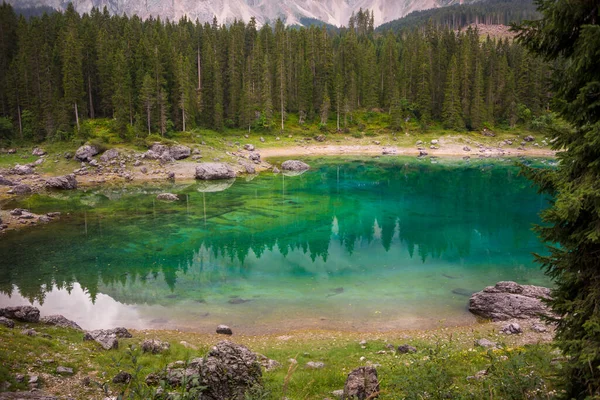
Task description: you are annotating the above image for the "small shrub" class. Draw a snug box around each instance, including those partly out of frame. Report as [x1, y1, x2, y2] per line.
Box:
[352, 132, 363, 139]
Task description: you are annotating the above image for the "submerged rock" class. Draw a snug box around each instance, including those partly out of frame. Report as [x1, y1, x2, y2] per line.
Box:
[343, 366, 380, 400]
[156, 193, 178, 201]
[280, 160, 310, 171]
[45, 174, 78, 190]
[40, 315, 82, 331]
[469, 281, 552, 321]
[0, 306, 40, 323]
[195, 163, 236, 180]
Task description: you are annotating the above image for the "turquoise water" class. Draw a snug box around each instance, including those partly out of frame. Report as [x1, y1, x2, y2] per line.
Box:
[0, 157, 551, 333]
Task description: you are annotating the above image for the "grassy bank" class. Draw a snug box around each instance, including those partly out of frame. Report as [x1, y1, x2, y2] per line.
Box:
[0, 320, 560, 399]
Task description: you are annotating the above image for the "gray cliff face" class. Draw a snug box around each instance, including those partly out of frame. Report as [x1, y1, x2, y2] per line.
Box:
[8, 0, 465, 27]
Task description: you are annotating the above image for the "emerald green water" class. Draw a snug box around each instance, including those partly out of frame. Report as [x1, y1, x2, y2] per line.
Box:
[0, 157, 551, 333]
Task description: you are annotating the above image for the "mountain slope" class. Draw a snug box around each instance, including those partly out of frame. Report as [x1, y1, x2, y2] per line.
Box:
[6, 0, 473, 27]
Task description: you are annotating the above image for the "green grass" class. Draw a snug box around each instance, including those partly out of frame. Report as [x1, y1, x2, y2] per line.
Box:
[0, 322, 561, 399]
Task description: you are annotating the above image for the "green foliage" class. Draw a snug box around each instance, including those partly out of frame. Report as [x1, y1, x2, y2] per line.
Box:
[517, 0, 600, 397]
[0, 117, 14, 140]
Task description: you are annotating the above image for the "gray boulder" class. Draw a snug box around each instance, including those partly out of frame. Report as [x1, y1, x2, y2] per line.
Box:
[198, 340, 262, 400]
[475, 338, 498, 349]
[156, 193, 179, 201]
[343, 366, 380, 400]
[10, 164, 34, 175]
[195, 163, 236, 180]
[306, 361, 325, 369]
[8, 185, 32, 195]
[83, 327, 132, 350]
[216, 325, 233, 335]
[170, 145, 191, 160]
[141, 339, 171, 354]
[56, 366, 73, 375]
[40, 315, 82, 331]
[0, 317, 14, 328]
[469, 281, 552, 321]
[32, 148, 46, 156]
[524, 135, 535, 142]
[150, 143, 169, 155]
[100, 148, 119, 162]
[0, 175, 14, 186]
[143, 150, 160, 160]
[500, 322, 522, 335]
[75, 145, 100, 162]
[280, 160, 309, 171]
[112, 371, 132, 384]
[45, 174, 77, 190]
[397, 344, 417, 354]
[0, 306, 40, 322]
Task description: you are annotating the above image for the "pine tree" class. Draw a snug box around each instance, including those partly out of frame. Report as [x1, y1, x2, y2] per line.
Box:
[139, 73, 155, 135]
[517, 0, 600, 396]
[61, 23, 84, 130]
[441, 55, 463, 130]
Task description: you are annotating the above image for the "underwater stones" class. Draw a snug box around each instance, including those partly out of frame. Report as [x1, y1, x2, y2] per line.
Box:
[40, 315, 82, 331]
[10, 164, 34, 175]
[0, 317, 14, 328]
[32, 148, 46, 156]
[500, 322, 522, 335]
[216, 325, 233, 335]
[45, 174, 78, 190]
[156, 193, 178, 201]
[75, 144, 100, 162]
[452, 288, 474, 297]
[397, 344, 417, 354]
[0, 306, 40, 323]
[469, 281, 552, 321]
[195, 163, 236, 180]
[141, 339, 171, 354]
[280, 160, 310, 171]
[343, 366, 380, 400]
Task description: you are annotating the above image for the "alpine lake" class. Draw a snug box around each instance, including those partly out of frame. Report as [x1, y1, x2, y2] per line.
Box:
[0, 156, 554, 334]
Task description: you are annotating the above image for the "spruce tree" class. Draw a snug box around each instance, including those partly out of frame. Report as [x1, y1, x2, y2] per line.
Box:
[517, 1, 600, 397]
[441, 55, 463, 130]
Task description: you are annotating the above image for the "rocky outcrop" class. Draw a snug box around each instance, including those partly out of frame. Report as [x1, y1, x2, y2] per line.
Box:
[83, 327, 132, 350]
[469, 281, 552, 321]
[198, 341, 262, 400]
[8, 184, 32, 195]
[40, 315, 82, 331]
[75, 145, 100, 162]
[156, 193, 179, 201]
[0, 175, 14, 186]
[281, 160, 310, 171]
[170, 145, 191, 160]
[45, 174, 78, 190]
[0, 306, 40, 323]
[343, 366, 380, 400]
[195, 163, 236, 180]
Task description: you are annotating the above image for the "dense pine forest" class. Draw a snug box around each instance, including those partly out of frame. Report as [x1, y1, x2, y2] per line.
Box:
[0, 3, 552, 143]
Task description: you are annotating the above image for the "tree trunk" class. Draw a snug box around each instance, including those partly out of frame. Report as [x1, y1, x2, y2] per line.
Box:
[146, 104, 151, 135]
[88, 74, 95, 119]
[17, 104, 22, 139]
[182, 105, 186, 132]
[74, 102, 80, 130]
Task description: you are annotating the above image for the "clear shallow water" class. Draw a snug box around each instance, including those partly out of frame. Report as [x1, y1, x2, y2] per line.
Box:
[0, 156, 552, 333]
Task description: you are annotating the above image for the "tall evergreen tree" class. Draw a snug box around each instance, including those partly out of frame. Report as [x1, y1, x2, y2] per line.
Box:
[442, 55, 463, 130]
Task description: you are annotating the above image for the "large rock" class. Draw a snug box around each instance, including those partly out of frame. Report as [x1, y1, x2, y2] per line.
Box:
[469, 281, 552, 321]
[100, 148, 119, 162]
[343, 366, 380, 400]
[195, 163, 236, 180]
[83, 327, 132, 350]
[198, 341, 262, 400]
[0, 306, 40, 323]
[32, 148, 46, 156]
[280, 160, 310, 171]
[141, 339, 171, 354]
[10, 164, 34, 175]
[0, 317, 14, 328]
[170, 145, 191, 160]
[8, 184, 32, 195]
[45, 174, 77, 190]
[0, 175, 14, 186]
[40, 315, 82, 331]
[75, 145, 100, 162]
